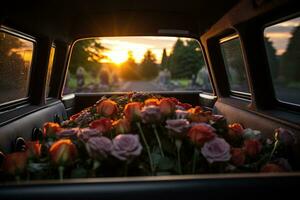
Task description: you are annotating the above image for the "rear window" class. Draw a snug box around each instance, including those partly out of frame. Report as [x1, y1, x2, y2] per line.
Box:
[64, 37, 212, 94]
[264, 16, 300, 105]
[220, 35, 250, 95]
[0, 29, 34, 105]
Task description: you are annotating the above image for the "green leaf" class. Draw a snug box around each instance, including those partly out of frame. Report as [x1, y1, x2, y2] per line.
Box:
[158, 157, 175, 171]
[71, 167, 88, 178]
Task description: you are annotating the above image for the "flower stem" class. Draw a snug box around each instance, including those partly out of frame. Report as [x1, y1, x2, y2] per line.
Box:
[175, 139, 182, 174]
[124, 162, 128, 177]
[137, 122, 154, 175]
[192, 147, 199, 174]
[58, 166, 64, 181]
[152, 124, 165, 157]
[269, 140, 279, 161]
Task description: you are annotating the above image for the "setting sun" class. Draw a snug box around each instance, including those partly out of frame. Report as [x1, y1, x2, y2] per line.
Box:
[103, 50, 128, 65]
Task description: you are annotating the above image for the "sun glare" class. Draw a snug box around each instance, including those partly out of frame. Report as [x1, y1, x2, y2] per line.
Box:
[104, 50, 128, 65]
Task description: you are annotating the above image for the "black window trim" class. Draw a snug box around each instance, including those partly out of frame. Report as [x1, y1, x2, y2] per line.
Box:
[219, 34, 251, 100]
[0, 26, 36, 111]
[46, 44, 56, 101]
[262, 12, 300, 111]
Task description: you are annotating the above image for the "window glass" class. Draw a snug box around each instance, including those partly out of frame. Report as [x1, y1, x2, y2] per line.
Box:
[264, 16, 300, 105]
[220, 36, 250, 94]
[63, 37, 212, 94]
[0, 30, 34, 104]
[45, 46, 55, 97]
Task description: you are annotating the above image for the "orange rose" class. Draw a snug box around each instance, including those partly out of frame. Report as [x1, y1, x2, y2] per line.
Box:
[144, 98, 159, 106]
[188, 124, 216, 146]
[89, 118, 112, 133]
[230, 148, 246, 166]
[2, 152, 28, 175]
[26, 141, 41, 158]
[49, 139, 77, 166]
[243, 139, 262, 157]
[43, 122, 62, 137]
[96, 99, 118, 117]
[228, 123, 244, 137]
[113, 118, 131, 134]
[159, 98, 176, 115]
[124, 102, 142, 122]
[187, 106, 209, 123]
[261, 163, 285, 173]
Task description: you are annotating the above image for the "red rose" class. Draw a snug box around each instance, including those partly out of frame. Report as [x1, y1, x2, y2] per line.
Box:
[230, 148, 246, 166]
[113, 118, 131, 134]
[70, 112, 81, 121]
[26, 141, 41, 158]
[177, 102, 193, 110]
[159, 98, 176, 115]
[43, 122, 62, 137]
[49, 139, 77, 166]
[228, 123, 244, 141]
[260, 163, 285, 173]
[89, 118, 112, 134]
[124, 102, 142, 122]
[144, 98, 159, 106]
[2, 152, 28, 175]
[188, 124, 216, 146]
[243, 139, 262, 157]
[96, 99, 118, 117]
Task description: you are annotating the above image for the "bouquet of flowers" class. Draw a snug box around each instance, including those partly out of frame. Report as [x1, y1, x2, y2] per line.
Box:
[0, 92, 297, 182]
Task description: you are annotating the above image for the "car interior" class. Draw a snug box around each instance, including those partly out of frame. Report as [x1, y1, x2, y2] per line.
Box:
[0, 0, 300, 199]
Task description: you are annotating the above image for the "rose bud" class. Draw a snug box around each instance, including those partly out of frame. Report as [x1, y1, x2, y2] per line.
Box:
[165, 119, 190, 139]
[49, 139, 77, 166]
[275, 127, 296, 146]
[77, 128, 100, 142]
[124, 102, 142, 122]
[141, 105, 162, 124]
[260, 163, 285, 173]
[188, 124, 216, 146]
[230, 148, 246, 166]
[113, 118, 131, 134]
[243, 139, 262, 157]
[2, 152, 28, 175]
[201, 137, 231, 164]
[144, 98, 159, 106]
[96, 99, 118, 117]
[26, 141, 41, 159]
[111, 134, 143, 161]
[89, 118, 112, 134]
[43, 122, 62, 137]
[86, 137, 113, 160]
[159, 98, 176, 116]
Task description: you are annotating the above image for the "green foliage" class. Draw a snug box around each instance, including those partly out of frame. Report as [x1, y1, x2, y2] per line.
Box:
[139, 50, 159, 80]
[264, 37, 280, 80]
[281, 26, 300, 84]
[168, 39, 205, 79]
[68, 39, 106, 75]
[160, 48, 168, 69]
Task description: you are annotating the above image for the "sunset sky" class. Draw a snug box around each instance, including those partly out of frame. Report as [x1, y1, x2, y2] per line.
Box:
[264, 17, 300, 55]
[97, 36, 190, 64]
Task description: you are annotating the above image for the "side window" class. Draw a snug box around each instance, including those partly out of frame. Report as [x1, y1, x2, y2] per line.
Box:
[220, 35, 250, 94]
[264, 16, 300, 105]
[63, 37, 213, 95]
[45, 46, 55, 97]
[0, 29, 34, 105]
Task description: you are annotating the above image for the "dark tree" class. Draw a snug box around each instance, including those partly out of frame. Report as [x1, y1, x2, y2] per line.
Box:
[264, 37, 280, 81]
[119, 51, 140, 80]
[160, 48, 169, 69]
[140, 50, 159, 80]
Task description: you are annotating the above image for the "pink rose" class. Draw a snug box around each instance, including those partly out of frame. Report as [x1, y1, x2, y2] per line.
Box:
[56, 128, 79, 139]
[141, 105, 162, 123]
[165, 119, 190, 138]
[111, 134, 142, 161]
[78, 128, 100, 142]
[86, 137, 113, 159]
[275, 127, 296, 146]
[201, 137, 231, 163]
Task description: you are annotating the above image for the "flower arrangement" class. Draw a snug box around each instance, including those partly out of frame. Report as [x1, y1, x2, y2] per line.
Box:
[0, 92, 297, 182]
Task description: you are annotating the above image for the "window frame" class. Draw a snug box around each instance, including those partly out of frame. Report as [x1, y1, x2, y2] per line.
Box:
[262, 13, 300, 111]
[0, 26, 36, 110]
[46, 44, 56, 100]
[62, 36, 214, 96]
[219, 34, 251, 100]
